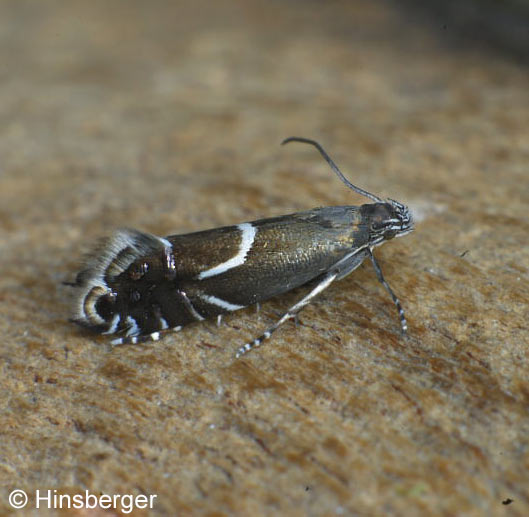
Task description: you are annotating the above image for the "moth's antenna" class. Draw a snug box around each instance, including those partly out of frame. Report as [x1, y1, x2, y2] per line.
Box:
[281, 137, 383, 203]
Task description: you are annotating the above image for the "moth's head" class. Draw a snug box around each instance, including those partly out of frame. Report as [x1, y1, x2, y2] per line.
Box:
[362, 200, 413, 246]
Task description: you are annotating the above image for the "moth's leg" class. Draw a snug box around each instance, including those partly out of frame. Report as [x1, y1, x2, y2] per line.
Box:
[368, 248, 407, 332]
[235, 271, 339, 358]
[217, 315, 223, 327]
[110, 325, 182, 346]
[109, 288, 201, 346]
[179, 290, 205, 321]
[294, 314, 299, 327]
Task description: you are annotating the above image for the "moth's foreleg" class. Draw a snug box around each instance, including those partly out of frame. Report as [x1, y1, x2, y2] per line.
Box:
[235, 271, 339, 358]
[368, 248, 407, 332]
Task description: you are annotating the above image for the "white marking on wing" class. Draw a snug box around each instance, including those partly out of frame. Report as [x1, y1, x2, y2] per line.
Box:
[200, 294, 244, 311]
[197, 223, 256, 279]
[160, 237, 173, 248]
[83, 284, 108, 325]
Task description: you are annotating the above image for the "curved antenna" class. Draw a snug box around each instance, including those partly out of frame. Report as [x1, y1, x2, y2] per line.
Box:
[281, 137, 383, 203]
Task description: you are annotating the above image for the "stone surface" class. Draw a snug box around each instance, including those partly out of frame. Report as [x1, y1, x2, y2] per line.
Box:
[0, 1, 528, 515]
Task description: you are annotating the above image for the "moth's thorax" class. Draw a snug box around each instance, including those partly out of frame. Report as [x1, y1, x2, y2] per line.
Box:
[360, 200, 413, 246]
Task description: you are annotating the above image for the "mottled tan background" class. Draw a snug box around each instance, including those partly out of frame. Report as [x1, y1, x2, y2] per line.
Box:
[1, 1, 528, 516]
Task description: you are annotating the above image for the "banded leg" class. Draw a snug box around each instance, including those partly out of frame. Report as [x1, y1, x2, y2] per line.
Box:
[235, 271, 339, 358]
[368, 248, 407, 332]
[110, 326, 182, 346]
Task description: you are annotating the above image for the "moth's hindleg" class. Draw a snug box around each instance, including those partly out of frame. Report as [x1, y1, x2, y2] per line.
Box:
[235, 271, 339, 358]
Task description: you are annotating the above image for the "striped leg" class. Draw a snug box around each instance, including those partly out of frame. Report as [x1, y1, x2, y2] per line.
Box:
[235, 271, 338, 358]
[110, 326, 182, 346]
[368, 248, 407, 332]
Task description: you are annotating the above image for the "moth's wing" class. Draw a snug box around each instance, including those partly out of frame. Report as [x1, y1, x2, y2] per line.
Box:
[174, 206, 369, 313]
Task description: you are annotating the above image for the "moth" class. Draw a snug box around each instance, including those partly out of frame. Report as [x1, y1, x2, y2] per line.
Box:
[70, 137, 413, 357]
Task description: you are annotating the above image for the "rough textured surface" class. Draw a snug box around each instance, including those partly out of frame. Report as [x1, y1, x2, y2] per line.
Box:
[1, 1, 528, 515]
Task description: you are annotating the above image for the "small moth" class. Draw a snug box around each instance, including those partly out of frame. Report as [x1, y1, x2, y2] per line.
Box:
[70, 137, 413, 357]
